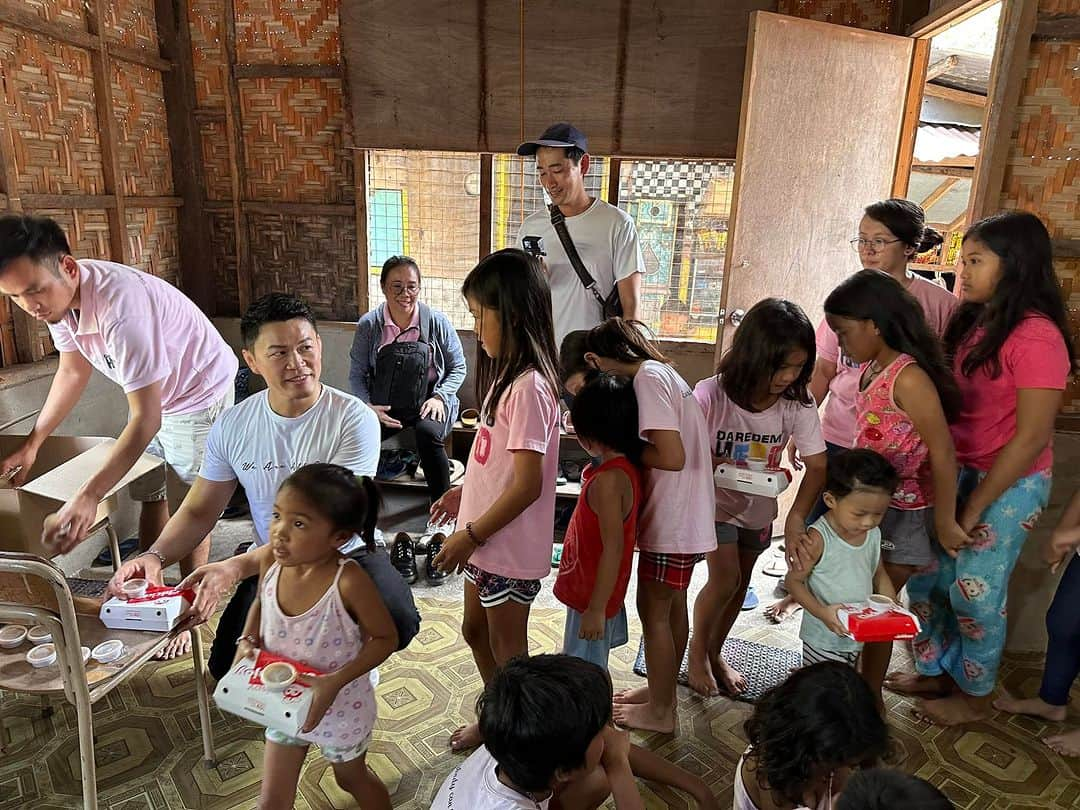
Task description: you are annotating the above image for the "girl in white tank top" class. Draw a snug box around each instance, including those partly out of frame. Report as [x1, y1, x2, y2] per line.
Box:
[235, 464, 398, 810]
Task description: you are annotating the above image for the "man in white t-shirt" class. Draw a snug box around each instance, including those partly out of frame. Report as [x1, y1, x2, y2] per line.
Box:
[515, 123, 644, 347]
[106, 293, 384, 676]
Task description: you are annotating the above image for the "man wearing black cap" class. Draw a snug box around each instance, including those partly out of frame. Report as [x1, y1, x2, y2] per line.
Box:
[516, 123, 643, 346]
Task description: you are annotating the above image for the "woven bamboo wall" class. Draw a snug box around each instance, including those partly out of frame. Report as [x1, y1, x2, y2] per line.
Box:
[234, 0, 340, 64]
[239, 77, 352, 204]
[777, 0, 896, 32]
[189, 0, 357, 319]
[1003, 0, 1080, 411]
[112, 61, 174, 196]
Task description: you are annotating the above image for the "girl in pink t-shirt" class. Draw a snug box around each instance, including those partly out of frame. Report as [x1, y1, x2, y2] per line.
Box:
[823, 269, 966, 698]
[235, 465, 397, 810]
[893, 212, 1075, 727]
[688, 299, 828, 699]
[431, 249, 561, 751]
[561, 318, 715, 734]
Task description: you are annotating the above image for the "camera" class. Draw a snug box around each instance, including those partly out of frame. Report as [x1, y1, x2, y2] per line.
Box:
[522, 235, 546, 258]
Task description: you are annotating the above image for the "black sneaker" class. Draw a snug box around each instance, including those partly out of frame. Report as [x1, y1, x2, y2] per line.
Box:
[390, 532, 418, 584]
[425, 533, 449, 584]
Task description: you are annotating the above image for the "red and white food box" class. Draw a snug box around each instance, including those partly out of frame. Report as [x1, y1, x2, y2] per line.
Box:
[838, 602, 922, 643]
[714, 464, 792, 498]
[99, 585, 195, 632]
[213, 649, 322, 737]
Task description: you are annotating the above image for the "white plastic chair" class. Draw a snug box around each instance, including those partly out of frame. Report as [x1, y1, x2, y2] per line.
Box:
[0, 551, 216, 810]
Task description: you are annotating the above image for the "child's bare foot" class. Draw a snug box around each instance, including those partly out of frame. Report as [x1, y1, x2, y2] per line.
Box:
[884, 671, 952, 697]
[687, 648, 720, 697]
[711, 654, 747, 695]
[450, 722, 482, 752]
[613, 700, 676, 734]
[613, 685, 650, 704]
[763, 597, 801, 624]
[993, 692, 1067, 723]
[912, 694, 991, 727]
[1044, 728, 1080, 757]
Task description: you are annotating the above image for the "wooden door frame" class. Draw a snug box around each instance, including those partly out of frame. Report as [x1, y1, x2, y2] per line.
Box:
[893, 0, 1037, 224]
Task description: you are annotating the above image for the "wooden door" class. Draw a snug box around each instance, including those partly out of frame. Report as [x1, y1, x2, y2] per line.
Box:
[717, 12, 917, 352]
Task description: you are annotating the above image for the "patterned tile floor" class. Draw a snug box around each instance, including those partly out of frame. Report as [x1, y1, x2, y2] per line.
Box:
[2, 598, 1079, 809]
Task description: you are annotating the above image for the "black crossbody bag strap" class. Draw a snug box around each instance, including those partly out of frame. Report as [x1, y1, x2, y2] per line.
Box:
[549, 204, 608, 310]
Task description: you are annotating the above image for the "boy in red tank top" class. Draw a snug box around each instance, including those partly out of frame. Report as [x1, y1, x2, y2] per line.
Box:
[554, 372, 644, 670]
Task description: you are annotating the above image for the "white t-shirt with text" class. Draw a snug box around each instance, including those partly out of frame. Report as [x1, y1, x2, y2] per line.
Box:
[199, 385, 380, 552]
[431, 746, 551, 810]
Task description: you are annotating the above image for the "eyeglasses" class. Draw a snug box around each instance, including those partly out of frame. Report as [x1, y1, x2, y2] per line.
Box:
[388, 283, 420, 295]
[850, 237, 902, 252]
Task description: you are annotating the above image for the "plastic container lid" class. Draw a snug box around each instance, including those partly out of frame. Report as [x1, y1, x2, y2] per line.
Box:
[91, 639, 125, 664]
[27, 643, 56, 668]
[0, 624, 28, 648]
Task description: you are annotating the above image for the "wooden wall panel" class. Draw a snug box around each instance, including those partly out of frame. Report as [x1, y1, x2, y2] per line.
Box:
[207, 211, 241, 315]
[187, 0, 227, 107]
[126, 206, 180, 285]
[248, 213, 356, 320]
[200, 119, 234, 200]
[777, 0, 895, 32]
[234, 0, 340, 64]
[103, 0, 159, 51]
[342, 0, 774, 158]
[112, 60, 174, 196]
[239, 77, 352, 203]
[22, 0, 86, 29]
[0, 30, 106, 195]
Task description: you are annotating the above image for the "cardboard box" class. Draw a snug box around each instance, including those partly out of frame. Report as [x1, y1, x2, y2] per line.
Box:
[838, 602, 922, 643]
[0, 435, 164, 558]
[714, 464, 792, 498]
[99, 585, 195, 632]
[214, 649, 323, 737]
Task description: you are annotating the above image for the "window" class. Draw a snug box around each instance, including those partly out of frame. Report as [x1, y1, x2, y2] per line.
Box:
[618, 160, 734, 344]
[367, 151, 480, 327]
[368, 189, 406, 270]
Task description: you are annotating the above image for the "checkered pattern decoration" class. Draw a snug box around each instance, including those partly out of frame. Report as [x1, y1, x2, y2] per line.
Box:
[626, 161, 723, 205]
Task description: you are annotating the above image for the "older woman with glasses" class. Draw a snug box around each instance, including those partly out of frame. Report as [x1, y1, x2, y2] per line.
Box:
[349, 256, 467, 505]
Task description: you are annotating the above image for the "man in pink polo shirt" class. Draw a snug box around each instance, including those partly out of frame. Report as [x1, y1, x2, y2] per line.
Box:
[0, 215, 236, 654]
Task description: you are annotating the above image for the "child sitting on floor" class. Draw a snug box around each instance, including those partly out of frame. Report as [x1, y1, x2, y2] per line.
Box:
[785, 450, 898, 700]
[432, 654, 719, 809]
[738, 661, 890, 810]
[553, 371, 644, 669]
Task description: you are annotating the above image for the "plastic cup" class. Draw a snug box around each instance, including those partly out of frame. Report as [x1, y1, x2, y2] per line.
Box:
[0, 624, 28, 648]
[28, 625, 52, 645]
[261, 661, 298, 691]
[122, 578, 149, 599]
[27, 643, 56, 668]
[868, 594, 895, 613]
[91, 639, 125, 664]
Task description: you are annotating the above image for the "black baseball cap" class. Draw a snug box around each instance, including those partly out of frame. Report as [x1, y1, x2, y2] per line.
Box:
[516, 123, 588, 156]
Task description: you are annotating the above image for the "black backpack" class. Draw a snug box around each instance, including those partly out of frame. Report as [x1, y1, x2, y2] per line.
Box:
[370, 304, 434, 418]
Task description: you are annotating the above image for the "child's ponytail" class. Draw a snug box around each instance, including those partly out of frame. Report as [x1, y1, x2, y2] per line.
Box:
[278, 463, 382, 550]
[585, 318, 669, 365]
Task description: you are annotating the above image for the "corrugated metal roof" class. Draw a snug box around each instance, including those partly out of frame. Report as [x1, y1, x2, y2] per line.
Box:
[914, 124, 981, 163]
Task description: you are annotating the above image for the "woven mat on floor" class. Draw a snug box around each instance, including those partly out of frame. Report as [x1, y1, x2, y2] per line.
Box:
[632, 635, 801, 703]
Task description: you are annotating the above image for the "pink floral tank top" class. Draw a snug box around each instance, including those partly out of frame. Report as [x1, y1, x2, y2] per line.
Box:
[855, 354, 932, 510]
[260, 558, 376, 748]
